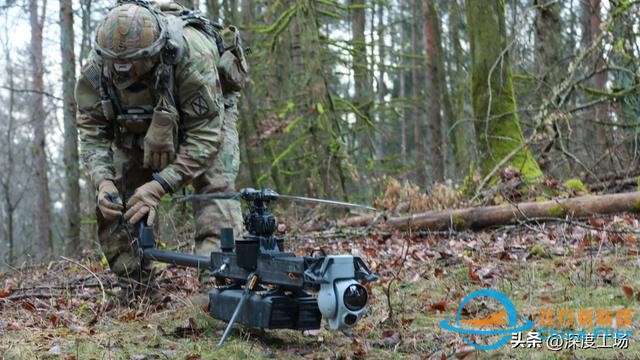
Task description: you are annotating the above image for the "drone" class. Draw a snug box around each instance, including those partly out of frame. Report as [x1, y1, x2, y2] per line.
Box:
[133, 188, 378, 346]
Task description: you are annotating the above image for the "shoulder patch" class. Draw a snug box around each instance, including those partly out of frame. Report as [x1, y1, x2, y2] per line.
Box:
[191, 94, 210, 116]
[82, 62, 101, 90]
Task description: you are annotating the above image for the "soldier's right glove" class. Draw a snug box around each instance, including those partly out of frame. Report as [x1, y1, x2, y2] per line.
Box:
[143, 105, 178, 170]
[97, 180, 123, 222]
[123, 180, 166, 226]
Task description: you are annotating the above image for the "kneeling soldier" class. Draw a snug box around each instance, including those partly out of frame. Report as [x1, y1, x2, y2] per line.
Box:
[75, 1, 247, 303]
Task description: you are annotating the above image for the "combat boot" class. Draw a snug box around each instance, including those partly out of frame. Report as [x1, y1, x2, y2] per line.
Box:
[195, 236, 220, 289]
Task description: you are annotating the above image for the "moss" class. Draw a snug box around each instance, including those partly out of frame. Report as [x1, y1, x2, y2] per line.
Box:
[631, 198, 640, 212]
[529, 244, 546, 258]
[535, 183, 556, 197]
[460, 168, 477, 196]
[548, 203, 568, 217]
[451, 214, 467, 230]
[563, 178, 588, 193]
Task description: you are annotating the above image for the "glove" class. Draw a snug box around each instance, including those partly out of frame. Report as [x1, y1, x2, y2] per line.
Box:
[97, 180, 123, 222]
[123, 180, 166, 226]
[143, 105, 178, 170]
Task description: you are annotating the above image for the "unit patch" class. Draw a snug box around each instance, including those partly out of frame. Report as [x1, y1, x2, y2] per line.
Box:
[82, 63, 101, 90]
[191, 94, 209, 116]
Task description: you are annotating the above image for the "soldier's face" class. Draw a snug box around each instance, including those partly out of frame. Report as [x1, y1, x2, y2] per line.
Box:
[106, 56, 159, 89]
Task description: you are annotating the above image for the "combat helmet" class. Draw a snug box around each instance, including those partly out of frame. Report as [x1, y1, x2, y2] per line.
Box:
[94, 1, 174, 89]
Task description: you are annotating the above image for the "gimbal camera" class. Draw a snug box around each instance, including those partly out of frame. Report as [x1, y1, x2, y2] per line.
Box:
[133, 188, 378, 346]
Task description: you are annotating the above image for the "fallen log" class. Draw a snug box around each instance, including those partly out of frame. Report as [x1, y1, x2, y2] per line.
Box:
[385, 192, 640, 231]
[336, 213, 378, 227]
[588, 176, 639, 192]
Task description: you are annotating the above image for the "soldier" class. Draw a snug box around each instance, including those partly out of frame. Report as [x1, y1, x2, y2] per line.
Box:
[75, 0, 247, 302]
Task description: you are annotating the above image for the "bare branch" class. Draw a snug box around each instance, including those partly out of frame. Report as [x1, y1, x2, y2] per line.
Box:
[0, 85, 62, 101]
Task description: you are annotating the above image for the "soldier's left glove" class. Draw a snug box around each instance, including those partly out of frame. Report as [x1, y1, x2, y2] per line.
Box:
[123, 180, 166, 226]
[143, 105, 178, 170]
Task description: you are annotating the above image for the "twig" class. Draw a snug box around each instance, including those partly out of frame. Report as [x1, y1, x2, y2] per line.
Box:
[382, 227, 410, 324]
[2, 292, 97, 302]
[61, 257, 107, 309]
[0, 85, 62, 101]
[13, 282, 114, 292]
[471, 141, 529, 202]
[360, 211, 387, 236]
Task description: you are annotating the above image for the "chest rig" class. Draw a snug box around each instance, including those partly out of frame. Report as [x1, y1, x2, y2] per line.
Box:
[92, 0, 224, 150]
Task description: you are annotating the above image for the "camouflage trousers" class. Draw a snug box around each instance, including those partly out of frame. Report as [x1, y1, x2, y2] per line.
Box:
[97, 92, 244, 278]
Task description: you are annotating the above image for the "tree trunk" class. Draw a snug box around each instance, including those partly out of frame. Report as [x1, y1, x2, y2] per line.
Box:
[587, 0, 606, 107]
[207, 0, 220, 20]
[423, 0, 444, 182]
[398, 5, 407, 167]
[239, 0, 259, 185]
[465, 0, 542, 180]
[586, 0, 613, 170]
[533, 0, 564, 172]
[273, 0, 348, 200]
[609, 0, 640, 162]
[534, 0, 562, 86]
[412, 0, 426, 186]
[78, 0, 92, 67]
[229, 0, 238, 23]
[60, 0, 81, 257]
[576, 0, 611, 167]
[30, 0, 52, 261]
[375, 0, 385, 160]
[387, 192, 640, 231]
[449, 0, 472, 172]
[2, 38, 17, 265]
[351, 0, 373, 154]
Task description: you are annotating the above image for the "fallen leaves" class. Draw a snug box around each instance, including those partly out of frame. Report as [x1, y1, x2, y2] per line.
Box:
[352, 337, 369, 357]
[588, 217, 607, 228]
[173, 317, 203, 338]
[0, 284, 14, 298]
[427, 300, 449, 313]
[372, 329, 401, 348]
[467, 266, 481, 283]
[596, 263, 615, 283]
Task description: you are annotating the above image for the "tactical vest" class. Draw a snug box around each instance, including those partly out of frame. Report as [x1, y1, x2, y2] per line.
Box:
[83, 0, 248, 150]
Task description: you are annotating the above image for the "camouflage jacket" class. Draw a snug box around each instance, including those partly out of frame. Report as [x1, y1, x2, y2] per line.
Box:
[75, 26, 224, 192]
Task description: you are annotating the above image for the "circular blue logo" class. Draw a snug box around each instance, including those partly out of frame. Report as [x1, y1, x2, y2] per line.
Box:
[439, 289, 534, 350]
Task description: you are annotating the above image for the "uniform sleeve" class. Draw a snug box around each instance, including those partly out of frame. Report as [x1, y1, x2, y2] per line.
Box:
[75, 51, 116, 190]
[159, 28, 224, 191]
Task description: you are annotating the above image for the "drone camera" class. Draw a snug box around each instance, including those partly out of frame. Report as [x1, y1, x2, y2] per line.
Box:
[317, 256, 370, 330]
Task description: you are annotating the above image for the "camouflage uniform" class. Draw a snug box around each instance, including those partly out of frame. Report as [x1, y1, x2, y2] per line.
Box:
[75, 9, 243, 280]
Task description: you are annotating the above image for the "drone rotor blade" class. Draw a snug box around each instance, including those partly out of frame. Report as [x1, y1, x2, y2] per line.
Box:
[277, 194, 376, 211]
[172, 192, 242, 203]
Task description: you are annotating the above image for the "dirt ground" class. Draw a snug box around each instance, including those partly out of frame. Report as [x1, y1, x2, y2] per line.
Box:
[1, 212, 639, 359]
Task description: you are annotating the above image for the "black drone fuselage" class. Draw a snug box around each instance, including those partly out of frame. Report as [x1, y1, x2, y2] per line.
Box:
[136, 188, 376, 336]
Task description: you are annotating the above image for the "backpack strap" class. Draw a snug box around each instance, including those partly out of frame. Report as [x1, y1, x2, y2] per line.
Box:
[161, 15, 185, 65]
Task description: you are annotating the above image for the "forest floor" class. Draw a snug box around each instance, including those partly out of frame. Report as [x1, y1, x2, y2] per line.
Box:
[1, 204, 640, 359]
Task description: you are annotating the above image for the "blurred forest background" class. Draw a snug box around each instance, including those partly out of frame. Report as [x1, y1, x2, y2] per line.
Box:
[0, 0, 639, 270]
